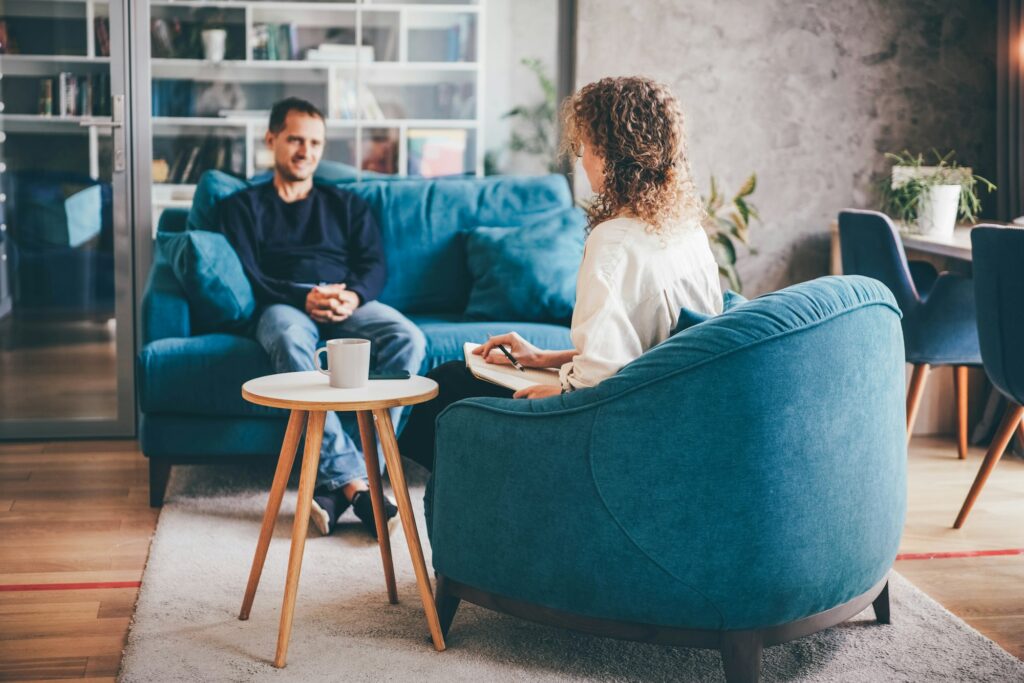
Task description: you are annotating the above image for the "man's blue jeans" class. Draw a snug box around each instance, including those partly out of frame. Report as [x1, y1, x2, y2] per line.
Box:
[255, 301, 426, 491]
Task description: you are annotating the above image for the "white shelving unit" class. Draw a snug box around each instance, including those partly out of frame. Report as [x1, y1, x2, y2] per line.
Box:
[148, 0, 485, 218]
[0, 0, 484, 223]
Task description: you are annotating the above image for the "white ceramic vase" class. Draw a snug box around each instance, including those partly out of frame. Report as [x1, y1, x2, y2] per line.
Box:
[915, 184, 961, 238]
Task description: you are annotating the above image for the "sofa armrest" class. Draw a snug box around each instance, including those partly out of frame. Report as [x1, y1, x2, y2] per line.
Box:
[142, 254, 190, 344]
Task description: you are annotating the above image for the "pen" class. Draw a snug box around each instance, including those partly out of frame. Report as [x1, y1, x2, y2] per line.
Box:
[497, 344, 527, 372]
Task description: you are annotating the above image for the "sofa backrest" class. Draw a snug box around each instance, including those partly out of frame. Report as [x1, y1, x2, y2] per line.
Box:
[342, 176, 577, 314]
[177, 170, 580, 315]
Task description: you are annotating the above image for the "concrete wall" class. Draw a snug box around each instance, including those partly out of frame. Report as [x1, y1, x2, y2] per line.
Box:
[576, 0, 997, 294]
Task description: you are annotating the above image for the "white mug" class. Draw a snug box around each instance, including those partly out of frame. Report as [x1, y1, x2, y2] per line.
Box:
[314, 338, 370, 389]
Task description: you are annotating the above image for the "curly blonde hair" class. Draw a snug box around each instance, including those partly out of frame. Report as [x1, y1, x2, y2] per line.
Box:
[561, 76, 703, 234]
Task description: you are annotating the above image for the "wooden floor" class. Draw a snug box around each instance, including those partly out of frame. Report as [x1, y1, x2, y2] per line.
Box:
[0, 436, 1022, 681]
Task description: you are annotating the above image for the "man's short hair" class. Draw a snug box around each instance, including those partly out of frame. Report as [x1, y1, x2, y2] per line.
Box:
[268, 97, 325, 133]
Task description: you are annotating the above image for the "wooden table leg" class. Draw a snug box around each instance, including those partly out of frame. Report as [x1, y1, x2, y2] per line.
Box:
[372, 408, 446, 652]
[240, 409, 307, 621]
[274, 410, 326, 668]
[357, 410, 398, 604]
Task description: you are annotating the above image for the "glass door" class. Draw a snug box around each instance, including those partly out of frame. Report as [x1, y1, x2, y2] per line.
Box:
[0, 0, 136, 438]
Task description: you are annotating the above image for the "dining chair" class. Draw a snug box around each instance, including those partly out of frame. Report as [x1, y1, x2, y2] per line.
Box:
[838, 210, 981, 457]
[954, 225, 1024, 528]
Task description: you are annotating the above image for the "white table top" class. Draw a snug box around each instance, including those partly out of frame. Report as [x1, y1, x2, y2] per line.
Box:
[242, 371, 438, 411]
[900, 226, 974, 262]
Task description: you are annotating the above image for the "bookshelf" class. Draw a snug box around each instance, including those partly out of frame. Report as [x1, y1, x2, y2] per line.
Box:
[0, 0, 113, 180]
[147, 0, 485, 216]
[0, 0, 484, 222]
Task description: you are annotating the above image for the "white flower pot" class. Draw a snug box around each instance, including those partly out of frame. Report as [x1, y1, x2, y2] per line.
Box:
[915, 184, 961, 238]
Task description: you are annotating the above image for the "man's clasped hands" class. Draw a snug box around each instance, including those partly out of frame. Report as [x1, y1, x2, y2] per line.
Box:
[305, 284, 361, 323]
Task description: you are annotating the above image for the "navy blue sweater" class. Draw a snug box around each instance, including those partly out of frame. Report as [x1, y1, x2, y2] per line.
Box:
[218, 183, 386, 309]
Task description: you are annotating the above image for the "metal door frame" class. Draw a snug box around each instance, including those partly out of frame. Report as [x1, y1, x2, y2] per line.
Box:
[0, 0, 143, 440]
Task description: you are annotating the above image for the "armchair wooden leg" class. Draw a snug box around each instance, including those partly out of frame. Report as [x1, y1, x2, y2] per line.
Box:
[954, 366, 969, 459]
[148, 458, 171, 508]
[906, 363, 930, 443]
[720, 631, 763, 683]
[954, 403, 1024, 529]
[872, 581, 891, 624]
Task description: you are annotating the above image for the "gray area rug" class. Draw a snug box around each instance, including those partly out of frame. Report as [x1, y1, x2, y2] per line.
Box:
[120, 463, 1024, 682]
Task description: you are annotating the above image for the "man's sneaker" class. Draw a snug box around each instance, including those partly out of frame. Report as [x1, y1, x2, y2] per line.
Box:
[310, 486, 349, 536]
[350, 490, 399, 539]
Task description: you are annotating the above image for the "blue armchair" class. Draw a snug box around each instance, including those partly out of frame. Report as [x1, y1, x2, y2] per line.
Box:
[954, 226, 1024, 528]
[427, 276, 907, 683]
[838, 209, 980, 457]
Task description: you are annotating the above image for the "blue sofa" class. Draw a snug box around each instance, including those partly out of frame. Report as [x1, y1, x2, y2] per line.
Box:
[428, 276, 907, 682]
[139, 172, 586, 505]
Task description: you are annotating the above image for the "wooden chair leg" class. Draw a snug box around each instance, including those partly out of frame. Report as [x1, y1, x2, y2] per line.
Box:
[954, 403, 1024, 529]
[872, 581, 891, 625]
[274, 410, 326, 668]
[357, 410, 398, 605]
[434, 574, 462, 639]
[720, 631, 763, 683]
[906, 363, 931, 443]
[148, 458, 172, 508]
[239, 409, 306, 621]
[373, 408, 446, 652]
[954, 366, 969, 459]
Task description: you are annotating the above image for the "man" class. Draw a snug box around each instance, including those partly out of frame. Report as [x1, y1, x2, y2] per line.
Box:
[219, 97, 426, 537]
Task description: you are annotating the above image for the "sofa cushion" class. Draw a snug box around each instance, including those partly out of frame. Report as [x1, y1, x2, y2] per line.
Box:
[157, 230, 255, 334]
[187, 171, 251, 232]
[463, 210, 584, 324]
[139, 334, 278, 417]
[410, 314, 572, 371]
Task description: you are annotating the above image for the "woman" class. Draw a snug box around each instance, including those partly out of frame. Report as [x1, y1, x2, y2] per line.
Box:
[398, 76, 722, 471]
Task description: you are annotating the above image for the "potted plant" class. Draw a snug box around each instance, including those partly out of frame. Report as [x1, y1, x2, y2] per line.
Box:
[703, 173, 760, 292]
[880, 150, 995, 238]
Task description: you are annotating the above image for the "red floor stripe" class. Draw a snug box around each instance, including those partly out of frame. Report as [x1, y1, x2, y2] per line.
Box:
[0, 580, 142, 592]
[896, 548, 1024, 561]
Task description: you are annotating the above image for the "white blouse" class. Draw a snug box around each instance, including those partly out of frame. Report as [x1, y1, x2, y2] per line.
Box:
[558, 216, 723, 391]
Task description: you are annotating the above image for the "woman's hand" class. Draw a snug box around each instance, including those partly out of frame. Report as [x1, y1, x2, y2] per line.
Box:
[513, 385, 562, 399]
[475, 332, 551, 368]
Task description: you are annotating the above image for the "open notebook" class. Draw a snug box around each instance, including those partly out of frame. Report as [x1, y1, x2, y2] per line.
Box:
[463, 342, 562, 392]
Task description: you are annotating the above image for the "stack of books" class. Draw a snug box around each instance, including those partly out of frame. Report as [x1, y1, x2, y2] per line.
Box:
[38, 73, 111, 117]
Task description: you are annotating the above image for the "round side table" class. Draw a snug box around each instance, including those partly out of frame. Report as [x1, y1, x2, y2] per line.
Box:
[237, 371, 441, 668]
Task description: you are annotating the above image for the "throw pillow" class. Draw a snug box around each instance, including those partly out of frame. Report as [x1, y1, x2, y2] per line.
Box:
[186, 170, 251, 232]
[157, 230, 255, 333]
[464, 218, 584, 324]
[673, 290, 748, 335]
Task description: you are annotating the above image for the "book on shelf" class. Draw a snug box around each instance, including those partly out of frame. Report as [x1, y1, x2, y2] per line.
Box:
[409, 17, 476, 63]
[407, 128, 467, 177]
[253, 23, 299, 61]
[94, 17, 111, 57]
[161, 137, 239, 185]
[333, 78, 385, 120]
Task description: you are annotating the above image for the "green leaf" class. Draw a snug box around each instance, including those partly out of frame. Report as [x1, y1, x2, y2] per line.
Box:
[736, 173, 757, 198]
[718, 263, 742, 292]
